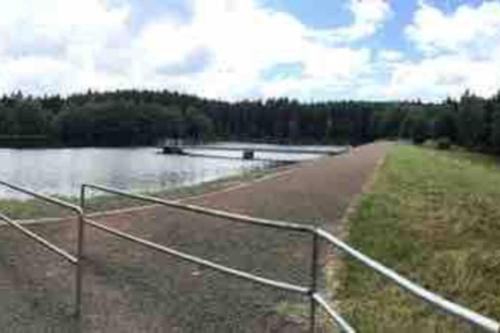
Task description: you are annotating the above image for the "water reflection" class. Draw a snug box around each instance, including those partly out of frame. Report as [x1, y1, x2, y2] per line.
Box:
[0, 144, 334, 199]
[0, 147, 271, 199]
[0, 148, 271, 198]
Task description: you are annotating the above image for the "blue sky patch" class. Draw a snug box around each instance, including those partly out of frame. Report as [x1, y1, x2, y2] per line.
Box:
[261, 62, 305, 81]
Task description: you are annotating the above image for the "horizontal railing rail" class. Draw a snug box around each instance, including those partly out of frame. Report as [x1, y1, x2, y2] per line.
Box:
[0, 180, 82, 215]
[0, 180, 85, 316]
[0, 212, 77, 264]
[85, 218, 309, 294]
[315, 228, 500, 333]
[312, 293, 355, 333]
[81, 184, 313, 233]
[82, 183, 500, 333]
[80, 184, 349, 332]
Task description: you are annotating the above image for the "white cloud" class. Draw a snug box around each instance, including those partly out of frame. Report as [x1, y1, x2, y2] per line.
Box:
[0, 0, 395, 101]
[133, 0, 305, 96]
[383, 54, 500, 100]
[383, 0, 500, 101]
[406, 1, 500, 56]
[0, 0, 391, 100]
[129, 0, 382, 100]
[0, 0, 131, 95]
[4, 0, 499, 102]
[0, 0, 383, 100]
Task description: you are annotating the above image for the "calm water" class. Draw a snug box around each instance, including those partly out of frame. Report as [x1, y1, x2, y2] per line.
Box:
[0, 143, 332, 199]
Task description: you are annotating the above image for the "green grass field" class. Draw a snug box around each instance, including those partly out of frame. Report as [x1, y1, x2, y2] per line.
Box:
[339, 144, 500, 332]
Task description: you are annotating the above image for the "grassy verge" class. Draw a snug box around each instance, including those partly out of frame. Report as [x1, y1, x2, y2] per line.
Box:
[0, 166, 285, 221]
[338, 144, 500, 331]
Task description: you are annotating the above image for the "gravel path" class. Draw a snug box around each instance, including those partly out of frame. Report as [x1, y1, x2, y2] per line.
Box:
[0, 142, 391, 332]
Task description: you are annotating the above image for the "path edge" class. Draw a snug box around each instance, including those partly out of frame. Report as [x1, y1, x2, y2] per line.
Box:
[321, 142, 392, 327]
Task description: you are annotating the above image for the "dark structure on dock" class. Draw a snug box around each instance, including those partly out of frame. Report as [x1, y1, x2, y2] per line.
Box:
[242, 150, 255, 160]
[162, 146, 186, 155]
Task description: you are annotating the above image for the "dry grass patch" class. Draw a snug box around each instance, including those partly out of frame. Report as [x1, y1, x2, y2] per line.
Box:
[338, 145, 500, 331]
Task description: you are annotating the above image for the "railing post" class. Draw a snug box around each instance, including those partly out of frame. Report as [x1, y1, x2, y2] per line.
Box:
[75, 185, 86, 317]
[80, 185, 86, 216]
[310, 231, 319, 333]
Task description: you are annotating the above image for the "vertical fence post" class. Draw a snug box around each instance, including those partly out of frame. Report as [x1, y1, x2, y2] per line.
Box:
[79, 185, 86, 217]
[75, 185, 86, 317]
[310, 231, 319, 333]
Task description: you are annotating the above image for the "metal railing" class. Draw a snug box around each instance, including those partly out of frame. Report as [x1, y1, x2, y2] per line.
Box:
[80, 184, 352, 332]
[0, 180, 85, 316]
[81, 184, 499, 333]
[0, 181, 498, 332]
[315, 229, 500, 332]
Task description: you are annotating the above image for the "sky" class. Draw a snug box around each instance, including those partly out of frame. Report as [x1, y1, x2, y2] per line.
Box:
[0, 0, 499, 102]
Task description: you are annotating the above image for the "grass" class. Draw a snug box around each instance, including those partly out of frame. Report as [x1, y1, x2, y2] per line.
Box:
[0, 166, 282, 221]
[338, 144, 500, 332]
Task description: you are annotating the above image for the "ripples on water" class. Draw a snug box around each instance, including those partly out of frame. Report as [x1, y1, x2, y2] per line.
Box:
[0, 143, 333, 199]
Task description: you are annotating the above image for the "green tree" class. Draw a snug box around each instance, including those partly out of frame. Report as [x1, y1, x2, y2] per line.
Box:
[456, 91, 486, 148]
[489, 93, 500, 152]
[184, 106, 214, 142]
[432, 104, 457, 141]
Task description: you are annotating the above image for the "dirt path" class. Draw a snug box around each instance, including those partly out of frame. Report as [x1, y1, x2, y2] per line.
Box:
[0, 142, 391, 332]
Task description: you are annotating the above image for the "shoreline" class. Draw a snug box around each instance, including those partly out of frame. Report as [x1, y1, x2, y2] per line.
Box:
[0, 159, 301, 225]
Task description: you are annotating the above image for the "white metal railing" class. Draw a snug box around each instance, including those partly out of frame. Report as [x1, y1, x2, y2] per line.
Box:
[81, 184, 500, 333]
[80, 183, 348, 332]
[0, 180, 85, 316]
[0, 181, 497, 332]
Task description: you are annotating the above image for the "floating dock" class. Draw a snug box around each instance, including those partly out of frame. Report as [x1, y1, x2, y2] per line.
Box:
[161, 145, 348, 159]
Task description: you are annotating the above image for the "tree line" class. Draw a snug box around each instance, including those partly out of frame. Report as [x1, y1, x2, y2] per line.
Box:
[0, 89, 499, 152]
[374, 90, 500, 153]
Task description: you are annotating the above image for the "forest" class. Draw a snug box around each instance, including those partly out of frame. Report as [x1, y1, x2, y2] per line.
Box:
[0, 89, 499, 153]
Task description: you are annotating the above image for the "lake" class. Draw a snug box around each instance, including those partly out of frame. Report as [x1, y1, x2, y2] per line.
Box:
[0, 143, 333, 199]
